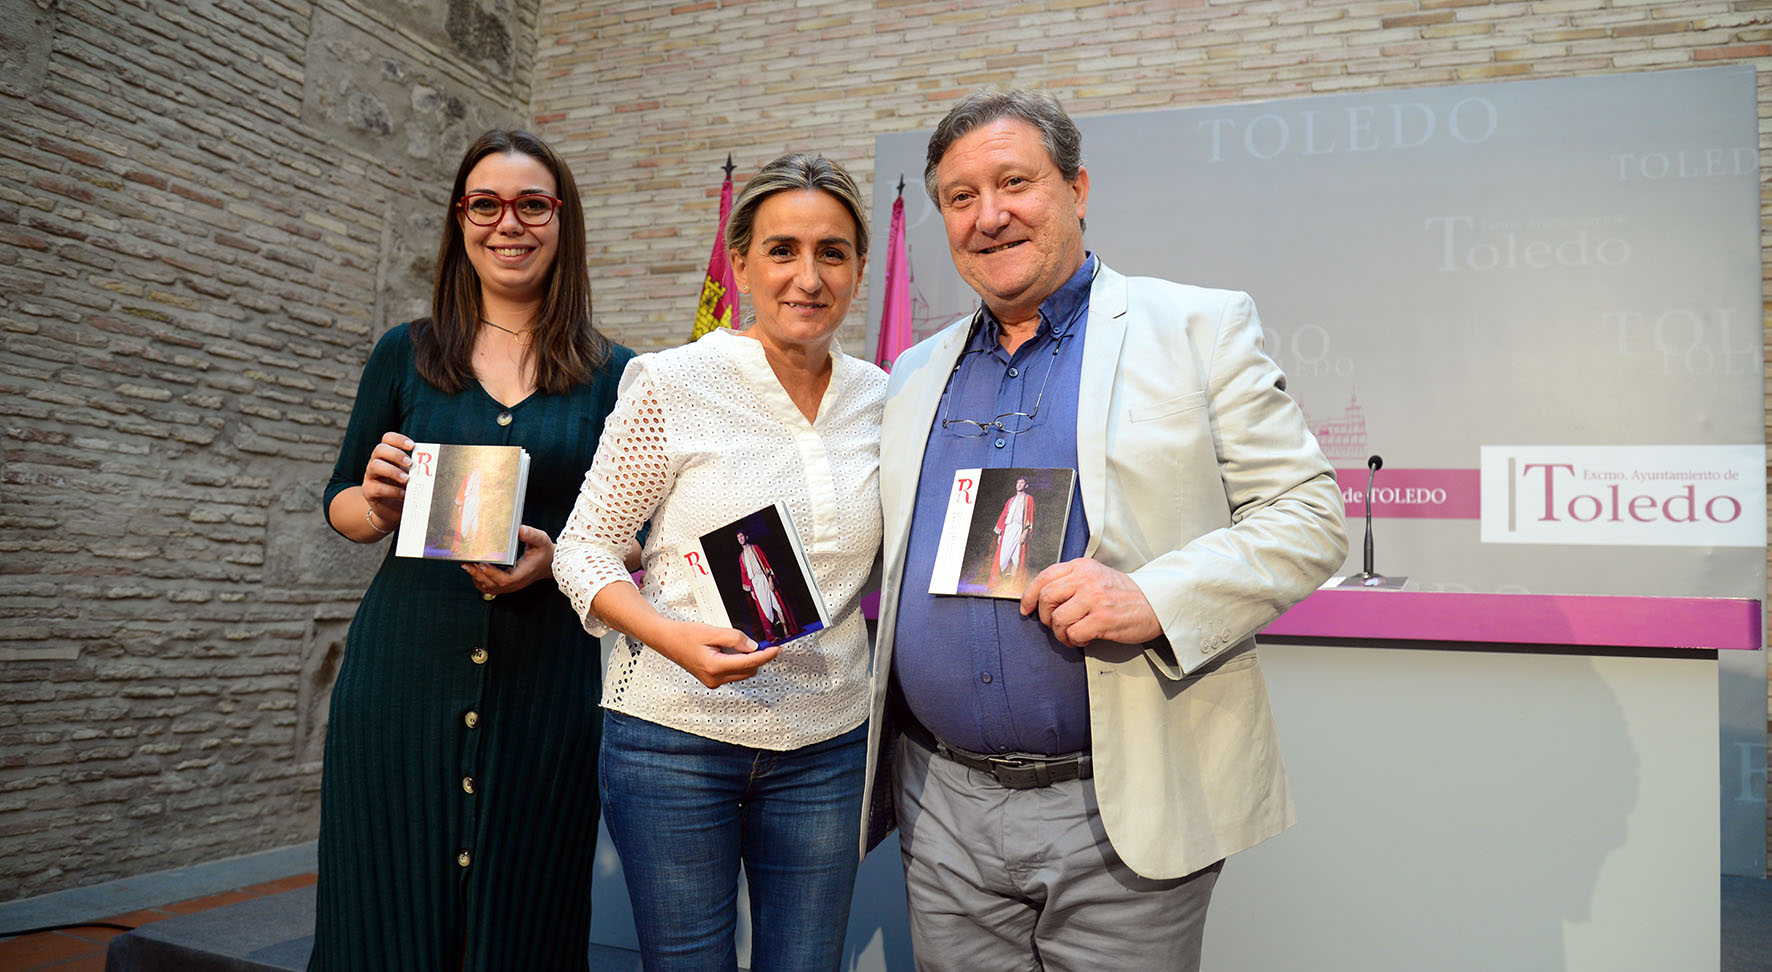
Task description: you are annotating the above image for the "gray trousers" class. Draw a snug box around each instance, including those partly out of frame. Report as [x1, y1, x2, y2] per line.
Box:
[893, 731, 1222, 972]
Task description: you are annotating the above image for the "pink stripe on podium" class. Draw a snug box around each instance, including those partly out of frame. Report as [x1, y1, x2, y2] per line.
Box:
[1264, 588, 1761, 651]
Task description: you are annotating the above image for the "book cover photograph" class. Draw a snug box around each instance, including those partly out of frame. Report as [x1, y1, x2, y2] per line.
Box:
[681, 502, 830, 649]
[394, 443, 531, 566]
[929, 467, 1077, 599]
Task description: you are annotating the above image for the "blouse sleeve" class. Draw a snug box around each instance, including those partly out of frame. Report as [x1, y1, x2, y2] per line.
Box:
[323, 326, 408, 537]
[555, 361, 677, 637]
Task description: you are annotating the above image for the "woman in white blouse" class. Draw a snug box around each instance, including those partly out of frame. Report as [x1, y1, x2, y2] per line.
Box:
[554, 154, 883, 972]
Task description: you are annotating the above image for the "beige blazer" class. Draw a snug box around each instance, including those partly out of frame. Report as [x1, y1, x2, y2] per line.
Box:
[861, 263, 1348, 880]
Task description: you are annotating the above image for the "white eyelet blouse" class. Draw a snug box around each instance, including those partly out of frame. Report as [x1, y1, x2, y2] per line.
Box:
[554, 328, 885, 750]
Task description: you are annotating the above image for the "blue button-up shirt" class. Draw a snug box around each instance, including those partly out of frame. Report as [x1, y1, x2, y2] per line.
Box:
[892, 256, 1096, 756]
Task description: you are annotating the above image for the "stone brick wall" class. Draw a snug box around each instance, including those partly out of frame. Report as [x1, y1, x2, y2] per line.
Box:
[2, 0, 1769, 901]
[0, 0, 539, 900]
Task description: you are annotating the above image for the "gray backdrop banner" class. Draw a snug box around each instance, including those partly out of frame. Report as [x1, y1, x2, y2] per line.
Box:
[870, 65, 1766, 876]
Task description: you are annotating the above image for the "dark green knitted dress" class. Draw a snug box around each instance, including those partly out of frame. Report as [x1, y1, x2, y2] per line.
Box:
[311, 322, 633, 971]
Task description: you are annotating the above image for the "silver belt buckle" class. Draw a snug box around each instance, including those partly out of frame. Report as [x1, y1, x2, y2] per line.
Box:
[986, 753, 1045, 787]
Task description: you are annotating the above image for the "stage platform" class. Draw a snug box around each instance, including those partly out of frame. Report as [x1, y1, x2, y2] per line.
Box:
[0, 864, 1765, 971]
[83, 877, 1772, 972]
[95, 886, 645, 971]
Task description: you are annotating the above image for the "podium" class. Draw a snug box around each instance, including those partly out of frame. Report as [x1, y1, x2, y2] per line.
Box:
[1201, 589, 1760, 972]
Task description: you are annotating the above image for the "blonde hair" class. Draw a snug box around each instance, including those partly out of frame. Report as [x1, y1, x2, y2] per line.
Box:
[726, 153, 870, 259]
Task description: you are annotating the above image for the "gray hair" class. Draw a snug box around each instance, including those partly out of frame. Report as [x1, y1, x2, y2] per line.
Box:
[923, 89, 1084, 220]
[725, 153, 870, 260]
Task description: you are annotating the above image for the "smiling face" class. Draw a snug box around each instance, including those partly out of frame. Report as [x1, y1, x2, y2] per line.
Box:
[934, 118, 1089, 327]
[458, 151, 560, 305]
[730, 189, 864, 357]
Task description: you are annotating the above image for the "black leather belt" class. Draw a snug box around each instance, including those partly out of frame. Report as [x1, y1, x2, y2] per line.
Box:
[910, 724, 1092, 790]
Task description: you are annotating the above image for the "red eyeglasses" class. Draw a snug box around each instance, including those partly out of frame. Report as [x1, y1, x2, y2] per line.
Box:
[458, 192, 563, 227]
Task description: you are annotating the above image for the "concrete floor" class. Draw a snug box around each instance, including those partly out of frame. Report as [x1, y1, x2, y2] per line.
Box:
[3, 845, 1768, 972]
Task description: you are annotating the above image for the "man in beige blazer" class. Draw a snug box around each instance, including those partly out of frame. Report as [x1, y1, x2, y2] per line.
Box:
[862, 90, 1347, 971]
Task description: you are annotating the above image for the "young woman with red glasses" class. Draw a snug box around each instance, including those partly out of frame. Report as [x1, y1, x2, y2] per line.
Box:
[311, 129, 631, 972]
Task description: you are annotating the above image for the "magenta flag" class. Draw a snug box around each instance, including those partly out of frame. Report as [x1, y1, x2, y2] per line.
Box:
[691, 162, 737, 341]
[874, 193, 912, 371]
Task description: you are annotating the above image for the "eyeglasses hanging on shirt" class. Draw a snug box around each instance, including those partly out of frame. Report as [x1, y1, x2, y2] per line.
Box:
[938, 259, 1095, 439]
[938, 319, 1068, 439]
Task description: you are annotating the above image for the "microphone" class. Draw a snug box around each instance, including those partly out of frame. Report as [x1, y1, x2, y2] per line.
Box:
[1361, 455, 1382, 582]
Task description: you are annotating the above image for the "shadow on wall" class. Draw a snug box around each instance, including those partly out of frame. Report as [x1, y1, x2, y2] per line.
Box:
[843, 833, 914, 972]
[1220, 643, 1641, 972]
[266, 474, 382, 771]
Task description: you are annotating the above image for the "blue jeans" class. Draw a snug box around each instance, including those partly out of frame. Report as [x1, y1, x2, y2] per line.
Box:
[599, 710, 867, 972]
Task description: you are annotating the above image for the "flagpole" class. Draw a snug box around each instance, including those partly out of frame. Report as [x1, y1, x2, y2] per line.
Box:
[875, 173, 912, 371]
[691, 155, 739, 342]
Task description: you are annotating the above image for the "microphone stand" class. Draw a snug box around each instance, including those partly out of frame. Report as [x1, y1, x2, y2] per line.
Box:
[1361, 454, 1383, 586]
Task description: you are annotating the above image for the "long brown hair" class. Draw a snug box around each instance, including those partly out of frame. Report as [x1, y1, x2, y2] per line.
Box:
[416, 129, 610, 395]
